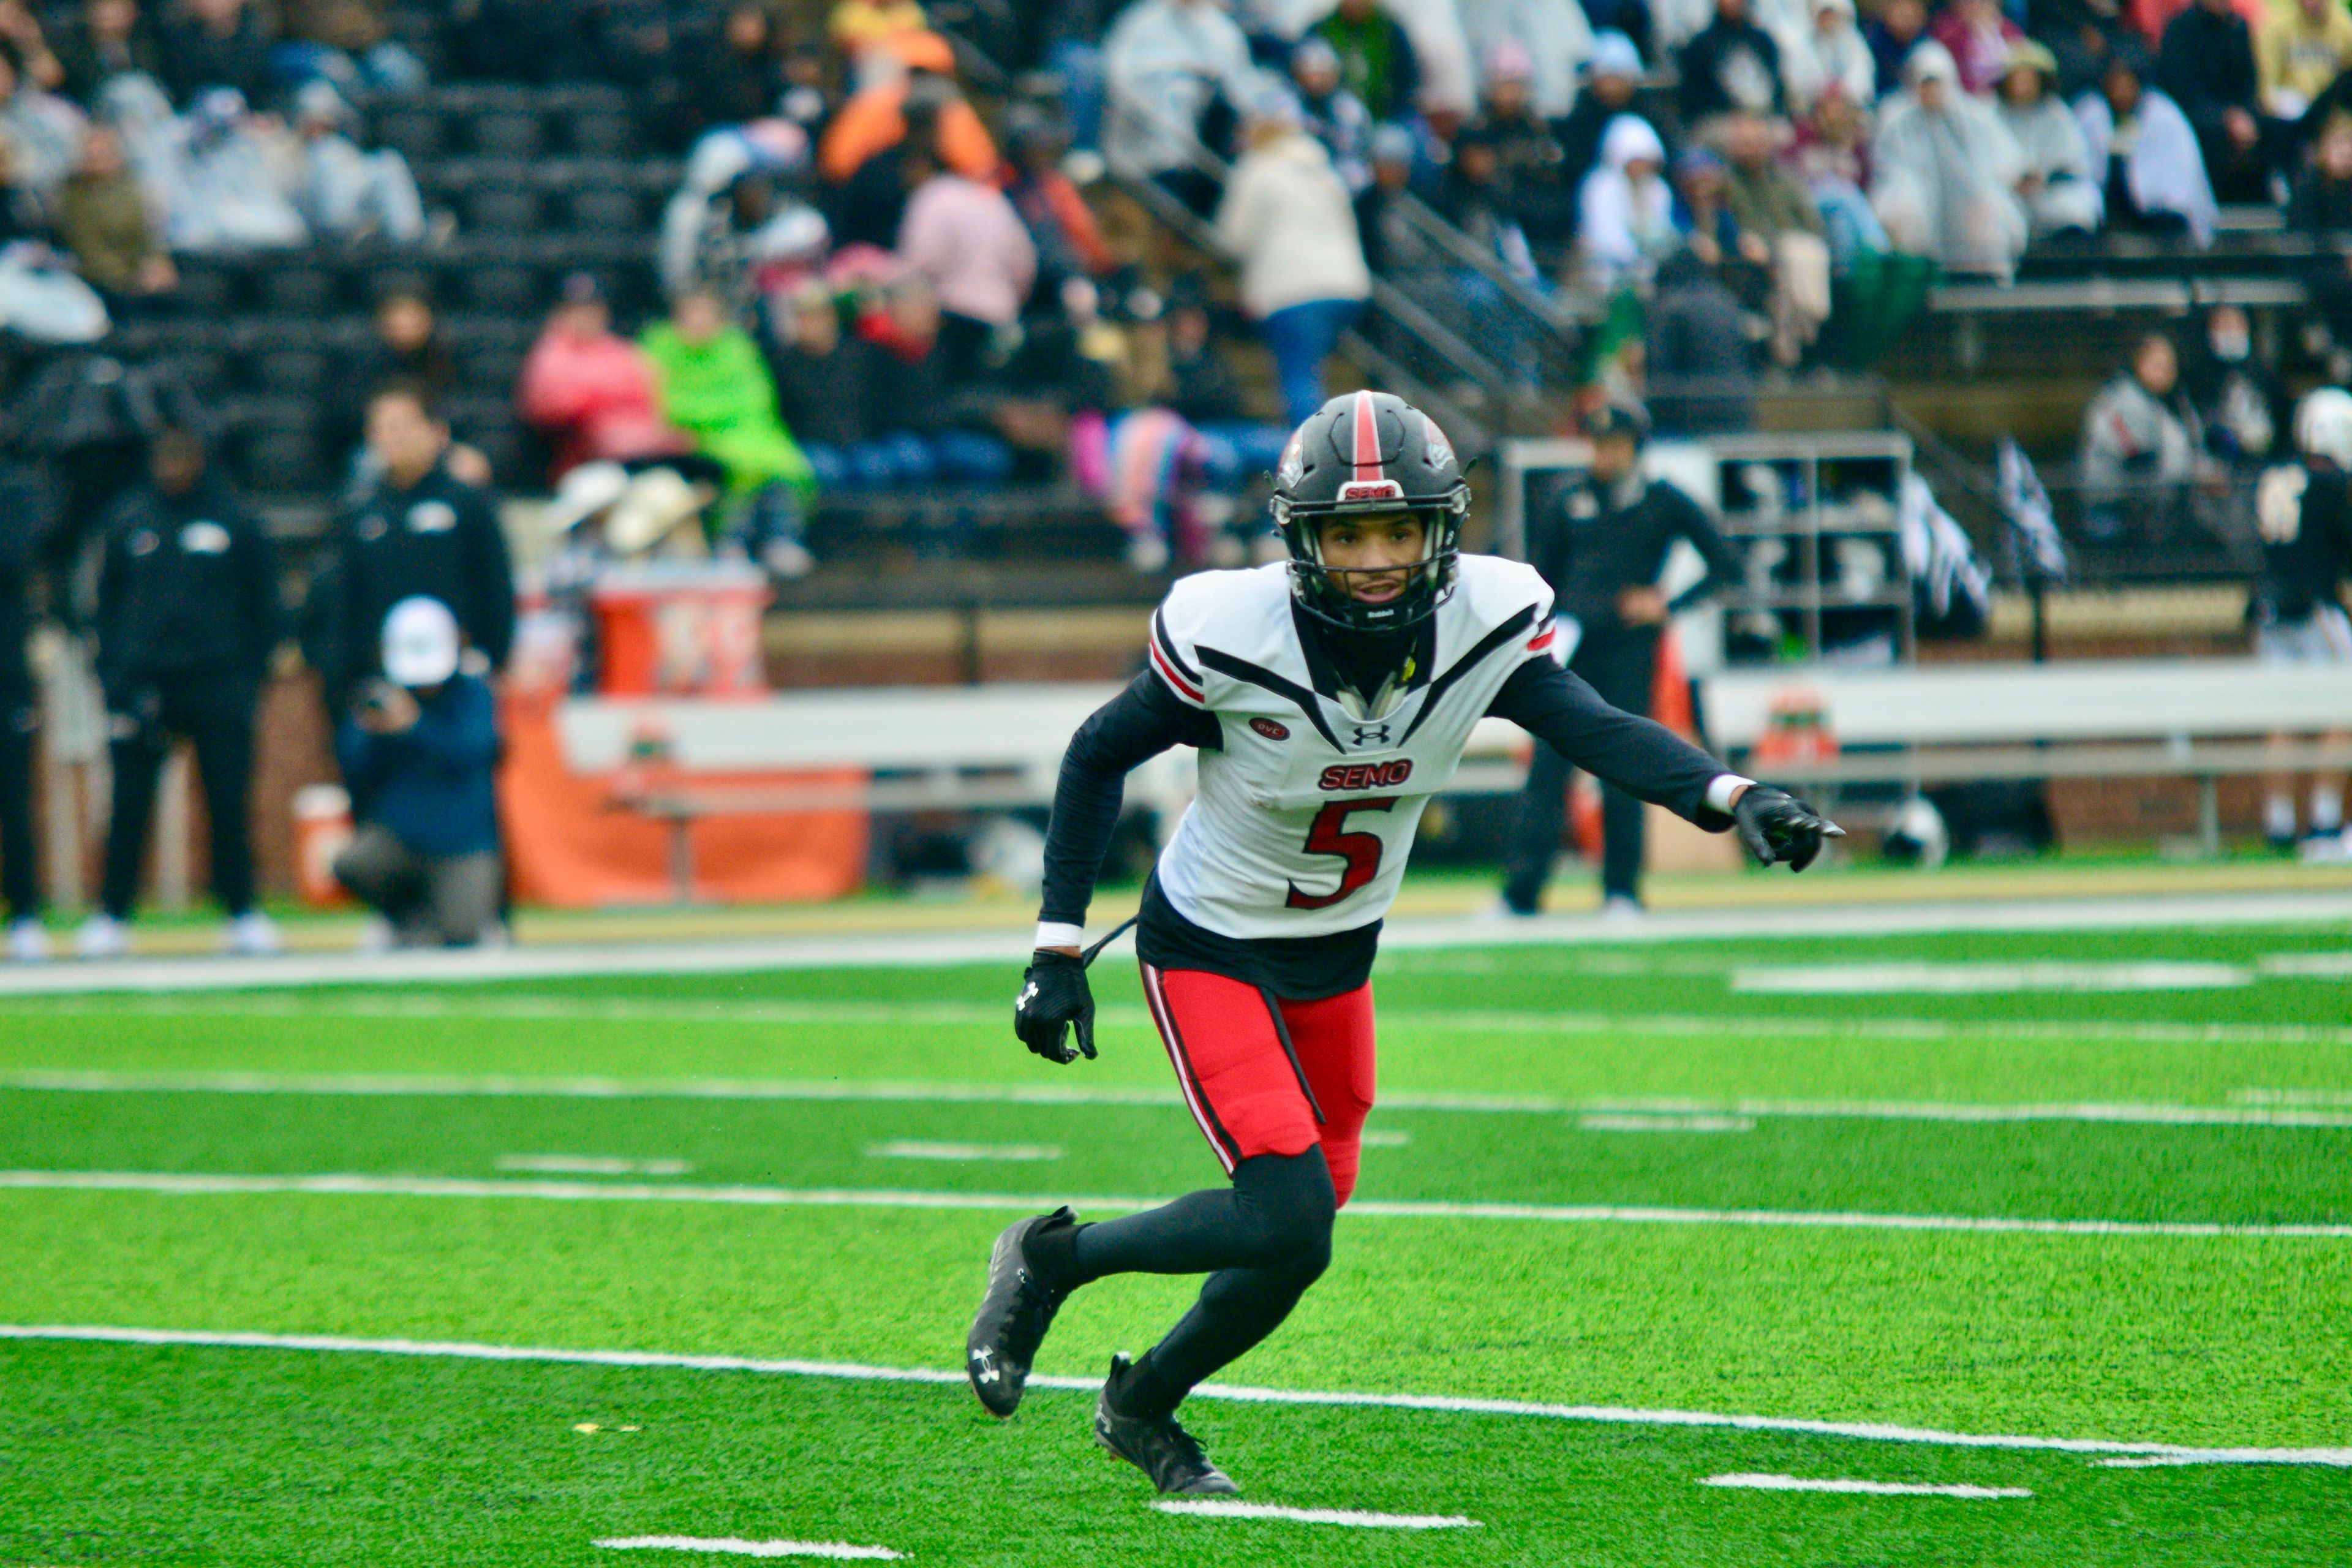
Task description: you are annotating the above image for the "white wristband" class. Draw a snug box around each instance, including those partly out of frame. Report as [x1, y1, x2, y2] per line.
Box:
[1035, 921, 1085, 952]
[1705, 774, 1757, 816]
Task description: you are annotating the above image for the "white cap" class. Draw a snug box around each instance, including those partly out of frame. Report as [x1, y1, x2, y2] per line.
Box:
[382, 595, 461, 688]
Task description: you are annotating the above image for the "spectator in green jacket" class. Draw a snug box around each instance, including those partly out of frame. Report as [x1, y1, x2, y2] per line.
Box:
[639, 288, 816, 577]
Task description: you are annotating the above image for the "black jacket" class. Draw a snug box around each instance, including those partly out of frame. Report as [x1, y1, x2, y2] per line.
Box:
[2157, 4, 2258, 138]
[768, 337, 880, 450]
[1533, 470, 1743, 645]
[2259, 462, 2352, 621]
[317, 461, 514, 702]
[159, 11, 274, 104]
[1678, 18, 1785, 123]
[92, 478, 280, 692]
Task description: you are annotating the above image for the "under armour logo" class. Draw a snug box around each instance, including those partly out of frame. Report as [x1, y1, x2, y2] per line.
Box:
[1352, 724, 1392, 746]
[970, 1349, 1001, 1383]
[1017, 981, 1038, 1011]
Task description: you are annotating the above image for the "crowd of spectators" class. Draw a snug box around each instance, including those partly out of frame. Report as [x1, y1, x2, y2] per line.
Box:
[0, 0, 437, 342]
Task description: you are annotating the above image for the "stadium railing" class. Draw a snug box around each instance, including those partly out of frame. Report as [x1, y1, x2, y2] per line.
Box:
[1695, 659, 2352, 853]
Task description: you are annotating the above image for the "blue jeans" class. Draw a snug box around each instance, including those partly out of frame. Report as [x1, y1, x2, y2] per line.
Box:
[1259, 299, 1365, 427]
[1193, 421, 1292, 486]
[805, 432, 1014, 490]
[1047, 40, 1104, 151]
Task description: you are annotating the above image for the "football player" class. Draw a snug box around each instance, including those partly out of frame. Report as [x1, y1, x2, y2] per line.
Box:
[970, 391, 1839, 1495]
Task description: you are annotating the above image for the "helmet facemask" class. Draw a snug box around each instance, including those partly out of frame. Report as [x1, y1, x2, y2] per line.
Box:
[1277, 498, 1467, 634]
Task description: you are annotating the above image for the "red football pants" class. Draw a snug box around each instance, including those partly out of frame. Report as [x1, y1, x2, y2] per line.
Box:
[1137, 963, 1376, 1205]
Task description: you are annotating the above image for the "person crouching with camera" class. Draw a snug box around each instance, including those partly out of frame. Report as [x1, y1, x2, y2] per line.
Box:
[333, 597, 502, 948]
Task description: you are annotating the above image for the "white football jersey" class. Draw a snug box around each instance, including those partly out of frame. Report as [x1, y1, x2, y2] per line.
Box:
[1148, 555, 1556, 940]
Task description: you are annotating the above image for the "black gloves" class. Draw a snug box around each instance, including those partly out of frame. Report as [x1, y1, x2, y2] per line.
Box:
[1733, 784, 1844, 872]
[1015, 950, 1096, 1065]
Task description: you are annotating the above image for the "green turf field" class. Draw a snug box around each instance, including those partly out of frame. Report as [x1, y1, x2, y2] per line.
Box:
[3, 917, 2350, 1564]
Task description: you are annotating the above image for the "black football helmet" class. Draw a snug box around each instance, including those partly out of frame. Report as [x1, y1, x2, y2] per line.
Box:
[1270, 390, 1471, 633]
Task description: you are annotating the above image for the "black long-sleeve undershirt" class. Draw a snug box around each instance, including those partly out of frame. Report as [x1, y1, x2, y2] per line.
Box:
[1036, 657, 1732, 936]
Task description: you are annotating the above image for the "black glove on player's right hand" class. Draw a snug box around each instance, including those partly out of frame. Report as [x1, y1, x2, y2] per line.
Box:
[1733, 784, 1844, 872]
[1015, 950, 1096, 1065]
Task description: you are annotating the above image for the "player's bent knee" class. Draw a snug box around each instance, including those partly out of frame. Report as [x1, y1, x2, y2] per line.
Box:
[1229, 1149, 1336, 1276]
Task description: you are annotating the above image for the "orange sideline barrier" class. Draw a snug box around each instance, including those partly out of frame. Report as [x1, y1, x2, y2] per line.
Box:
[498, 692, 869, 907]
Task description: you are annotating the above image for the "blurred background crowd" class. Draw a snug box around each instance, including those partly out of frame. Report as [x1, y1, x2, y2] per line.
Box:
[0, 0, 2341, 960]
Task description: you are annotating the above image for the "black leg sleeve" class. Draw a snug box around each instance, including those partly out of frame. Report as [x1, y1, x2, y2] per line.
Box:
[1069, 1150, 1338, 1420]
[1068, 1148, 1337, 1284]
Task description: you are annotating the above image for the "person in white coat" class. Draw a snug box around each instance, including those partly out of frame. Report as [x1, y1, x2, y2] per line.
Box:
[2073, 50, 2215, 246]
[1869, 41, 2027, 276]
[1103, 0, 1262, 184]
[1779, 0, 1874, 113]
[1215, 94, 1374, 423]
[1994, 39, 2100, 237]
[1577, 112, 1678, 287]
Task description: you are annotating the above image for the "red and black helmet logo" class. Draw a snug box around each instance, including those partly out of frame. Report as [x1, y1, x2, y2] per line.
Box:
[1250, 717, 1291, 741]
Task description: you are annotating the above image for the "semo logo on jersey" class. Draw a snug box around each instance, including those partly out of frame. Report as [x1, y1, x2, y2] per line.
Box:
[1319, 760, 1414, 791]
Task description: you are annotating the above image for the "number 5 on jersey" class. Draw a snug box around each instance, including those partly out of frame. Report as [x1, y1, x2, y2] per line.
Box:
[1286, 798, 1398, 910]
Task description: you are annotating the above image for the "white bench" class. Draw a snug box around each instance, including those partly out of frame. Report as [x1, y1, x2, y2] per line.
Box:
[1697, 659, 2352, 851]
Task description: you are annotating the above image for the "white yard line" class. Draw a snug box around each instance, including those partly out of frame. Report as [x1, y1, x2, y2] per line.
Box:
[4, 1167, 2349, 1240]
[4, 1324, 2343, 1469]
[2259, 952, 2352, 978]
[496, 1156, 692, 1177]
[10, 1071, 2352, 1131]
[1700, 1473, 2031, 1499]
[1731, 963, 2253, 995]
[1359, 1129, 1411, 1147]
[0, 889, 2345, 995]
[596, 1537, 902, 1561]
[1579, 1115, 1757, 1133]
[864, 1142, 1061, 1162]
[1152, 1501, 1478, 1529]
[20, 991, 2352, 1053]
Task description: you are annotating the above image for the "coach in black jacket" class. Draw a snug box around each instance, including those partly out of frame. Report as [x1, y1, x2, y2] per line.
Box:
[85, 428, 282, 952]
[312, 384, 514, 716]
[1499, 406, 1743, 916]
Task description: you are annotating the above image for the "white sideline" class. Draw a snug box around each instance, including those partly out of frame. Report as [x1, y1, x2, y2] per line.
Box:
[0, 888, 2345, 993]
[597, 1537, 903, 1561]
[10, 1071, 2352, 1131]
[1700, 1473, 2030, 1499]
[4, 1167, 2351, 1240]
[4, 1324, 2344, 1469]
[1152, 1501, 1478, 1529]
[1731, 962, 2253, 994]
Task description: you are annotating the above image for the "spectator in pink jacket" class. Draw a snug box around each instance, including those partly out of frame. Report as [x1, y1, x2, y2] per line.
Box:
[1927, 0, 2021, 96]
[894, 141, 1037, 386]
[516, 274, 690, 481]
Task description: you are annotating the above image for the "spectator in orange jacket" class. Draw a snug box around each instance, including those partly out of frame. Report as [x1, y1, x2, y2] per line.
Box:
[818, 50, 997, 184]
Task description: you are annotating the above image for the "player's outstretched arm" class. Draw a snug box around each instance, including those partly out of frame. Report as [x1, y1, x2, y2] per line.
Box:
[1487, 657, 1841, 869]
[1017, 669, 1220, 1065]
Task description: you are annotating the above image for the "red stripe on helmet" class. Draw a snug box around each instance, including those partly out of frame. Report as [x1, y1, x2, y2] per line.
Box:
[1350, 390, 1382, 484]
